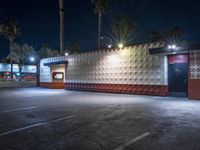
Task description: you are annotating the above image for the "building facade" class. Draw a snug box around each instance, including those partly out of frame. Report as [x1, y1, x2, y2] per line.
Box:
[0, 63, 36, 81]
[40, 42, 200, 100]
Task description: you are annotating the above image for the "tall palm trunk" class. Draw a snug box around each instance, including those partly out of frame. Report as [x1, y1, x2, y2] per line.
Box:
[18, 64, 22, 81]
[9, 38, 13, 80]
[36, 63, 40, 86]
[98, 12, 103, 50]
[59, 0, 64, 55]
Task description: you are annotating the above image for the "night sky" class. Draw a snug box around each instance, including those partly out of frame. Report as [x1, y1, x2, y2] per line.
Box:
[0, 0, 199, 58]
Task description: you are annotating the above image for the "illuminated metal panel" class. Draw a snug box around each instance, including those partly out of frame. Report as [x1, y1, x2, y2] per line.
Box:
[65, 42, 167, 85]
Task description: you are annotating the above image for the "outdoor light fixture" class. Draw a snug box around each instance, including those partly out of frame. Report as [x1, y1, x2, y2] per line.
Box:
[108, 44, 112, 48]
[168, 44, 177, 49]
[65, 52, 69, 56]
[173, 51, 177, 54]
[118, 43, 124, 49]
[172, 45, 176, 49]
[30, 57, 35, 62]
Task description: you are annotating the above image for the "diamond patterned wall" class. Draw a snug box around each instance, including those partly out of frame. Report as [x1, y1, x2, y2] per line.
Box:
[65, 43, 167, 85]
[40, 43, 168, 94]
[190, 50, 200, 79]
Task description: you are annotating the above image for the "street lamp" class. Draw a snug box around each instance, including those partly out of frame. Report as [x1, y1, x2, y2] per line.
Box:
[101, 36, 113, 49]
[30, 57, 35, 62]
[108, 44, 112, 49]
[118, 43, 124, 49]
[65, 52, 69, 56]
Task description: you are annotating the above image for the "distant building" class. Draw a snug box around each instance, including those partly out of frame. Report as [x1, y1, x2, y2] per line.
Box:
[0, 63, 36, 81]
[39, 42, 200, 100]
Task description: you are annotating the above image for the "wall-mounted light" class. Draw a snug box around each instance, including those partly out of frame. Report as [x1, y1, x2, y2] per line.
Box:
[118, 43, 124, 49]
[168, 44, 177, 49]
[108, 44, 112, 49]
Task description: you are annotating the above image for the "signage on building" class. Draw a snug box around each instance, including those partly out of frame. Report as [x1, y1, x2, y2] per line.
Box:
[53, 72, 64, 80]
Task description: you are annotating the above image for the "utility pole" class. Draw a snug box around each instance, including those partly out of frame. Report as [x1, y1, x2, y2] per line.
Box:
[59, 0, 64, 55]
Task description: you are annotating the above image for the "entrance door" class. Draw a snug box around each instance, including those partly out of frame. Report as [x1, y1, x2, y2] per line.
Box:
[168, 54, 188, 97]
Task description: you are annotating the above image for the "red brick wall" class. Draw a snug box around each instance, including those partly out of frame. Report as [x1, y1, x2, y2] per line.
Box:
[40, 82, 64, 89]
[188, 79, 200, 99]
[65, 83, 168, 96]
[189, 51, 200, 100]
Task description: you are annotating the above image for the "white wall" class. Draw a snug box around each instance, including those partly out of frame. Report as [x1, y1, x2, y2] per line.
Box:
[40, 42, 168, 86]
[40, 60, 51, 82]
[40, 56, 67, 83]
[65, 43, 167, 85]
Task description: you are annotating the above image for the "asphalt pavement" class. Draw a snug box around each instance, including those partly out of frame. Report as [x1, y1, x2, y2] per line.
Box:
[0, 87, 200, 150]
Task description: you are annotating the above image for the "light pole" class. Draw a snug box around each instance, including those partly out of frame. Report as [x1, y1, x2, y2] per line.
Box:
[29, 56, 38, 84]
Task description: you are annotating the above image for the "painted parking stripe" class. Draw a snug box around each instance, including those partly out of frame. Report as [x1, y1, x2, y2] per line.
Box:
[0, 107, 38, 114]
[0, 122, 46, 137]
[0, 115, 74, 137]
[114, 132, 150, 150]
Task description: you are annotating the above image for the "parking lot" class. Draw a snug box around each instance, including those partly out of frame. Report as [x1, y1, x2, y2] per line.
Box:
[0, 87, 200, 150]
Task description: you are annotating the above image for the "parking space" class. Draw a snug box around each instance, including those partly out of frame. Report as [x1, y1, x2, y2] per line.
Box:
[0, 87, 200, 150]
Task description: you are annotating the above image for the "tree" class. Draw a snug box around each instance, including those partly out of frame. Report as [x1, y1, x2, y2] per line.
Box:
[92, 0, 110, 50]
[35, 43, 60, 86]
[59, 0, 64, 55]
[1, 57, 10, 63]
[165, 27, 183, 45]
[67, 41, 80, 55]
[0, 18, 21, 80]
[11, 43, 35, 81]
[111, 15, 134, 46]
[37, 43, 60, 59]
[149, 27, 187, 47]
[149, 30, 163, 43]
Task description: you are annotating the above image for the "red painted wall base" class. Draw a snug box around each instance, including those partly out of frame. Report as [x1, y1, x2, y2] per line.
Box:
[40, 82, 64, 89]
[188, 79, 200, 100]
[65, 83, 168, 96]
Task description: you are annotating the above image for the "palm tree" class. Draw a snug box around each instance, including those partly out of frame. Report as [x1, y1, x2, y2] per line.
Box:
[36, 43, 60, 86]
[67, 41, 80, 55]
[111, 15, 134, 46]
[0, 18, 21, 80]
[11, 43, 35, 81]
[149, 27, 188, 48]
[92, 0, 110, 50]
[59, 0, 64, 55]
[149, 30, 163, 43]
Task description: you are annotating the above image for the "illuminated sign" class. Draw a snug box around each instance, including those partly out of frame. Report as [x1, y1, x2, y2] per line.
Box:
[53, 72, 64, 80]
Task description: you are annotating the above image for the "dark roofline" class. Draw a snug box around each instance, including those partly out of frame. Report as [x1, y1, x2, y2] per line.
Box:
[79, 41, 162, 54]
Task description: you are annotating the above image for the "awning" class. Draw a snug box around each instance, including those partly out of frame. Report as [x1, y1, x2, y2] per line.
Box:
[149, 47, 189, 55]
[43, 60, 68, 66]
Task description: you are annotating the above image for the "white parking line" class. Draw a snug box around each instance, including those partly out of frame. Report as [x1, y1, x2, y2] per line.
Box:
[0, 115, 74, 137]
[0, 107, 38, 114]
[0, 123, 46, 137]
[114, 132, 150, 150]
